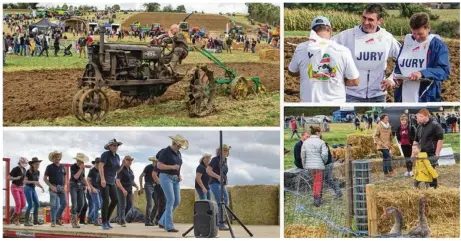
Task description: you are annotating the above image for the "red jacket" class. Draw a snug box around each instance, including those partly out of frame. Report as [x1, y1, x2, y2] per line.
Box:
[291, 120, 297, 131]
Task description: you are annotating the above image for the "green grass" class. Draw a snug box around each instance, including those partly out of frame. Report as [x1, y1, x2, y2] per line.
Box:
[4, 92, 280, 127]
[3, 49, 276, 72]
[283, 123, 460, 170]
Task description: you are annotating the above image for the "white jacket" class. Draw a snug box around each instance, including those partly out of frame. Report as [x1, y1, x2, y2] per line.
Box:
[301, 135, 328, 170]
[332, 26, 401, 99]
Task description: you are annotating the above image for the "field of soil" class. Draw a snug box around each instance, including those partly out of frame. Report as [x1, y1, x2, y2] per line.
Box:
[284, 37, 460, 102]
[3, 63, 279, 123]
[122, 12, 240, 32]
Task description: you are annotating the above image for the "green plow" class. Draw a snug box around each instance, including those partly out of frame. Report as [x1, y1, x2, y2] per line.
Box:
[193, 46, 266, 99]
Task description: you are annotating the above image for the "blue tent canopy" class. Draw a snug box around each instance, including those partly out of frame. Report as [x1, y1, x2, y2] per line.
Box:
[333, 109, 356, 122]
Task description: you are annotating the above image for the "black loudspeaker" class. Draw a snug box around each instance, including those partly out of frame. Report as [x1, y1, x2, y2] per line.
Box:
[193, 200, 218, 238]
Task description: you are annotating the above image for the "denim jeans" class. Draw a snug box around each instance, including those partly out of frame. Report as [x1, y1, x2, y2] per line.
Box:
[196, 188, 211, 200]
[152, 184, 166, 224]
[381, 149, 393, 174]
[209, 183, 229, 227]
[116, 188, 133, 224]
[158, 173, 180, 231]
[100, 184, 118, 223]
[144, 183, 155, 224]
[346, 94, 386, 103]
[50, 191, 67, 222]
[24, 185, 40, 214]
[70, 183, 85, 216]
[85, 192, 93, 222]
[323, 163, 342, 197]
[89, 189, 102, 224]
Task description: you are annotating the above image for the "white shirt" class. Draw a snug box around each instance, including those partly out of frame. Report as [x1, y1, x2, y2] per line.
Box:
[289, 31, 359, 103]
[332, 26, 401, 99]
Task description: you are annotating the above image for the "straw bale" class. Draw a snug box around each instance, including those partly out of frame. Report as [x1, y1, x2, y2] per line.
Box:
[229, 185, 279, 225]
[259, 49, 280, 61]
[284, 224, 327, 238]
[346, 134, 376, 151]
[173, 189, 196, 223]
[376, 187, 459, 237]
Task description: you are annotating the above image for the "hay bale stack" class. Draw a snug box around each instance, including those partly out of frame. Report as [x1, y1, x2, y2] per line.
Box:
[259, 49, 280, 61]
[284, 224, 327, 238]
[332, 147, 345, 161]
[173, 189, 196, 223]
[346, 134, 376, 151]
[376, 187, 460, 237]
[229, 185, 279, 225]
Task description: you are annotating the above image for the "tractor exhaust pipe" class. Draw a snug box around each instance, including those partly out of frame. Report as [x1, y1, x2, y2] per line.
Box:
[99, 24, 104, 64]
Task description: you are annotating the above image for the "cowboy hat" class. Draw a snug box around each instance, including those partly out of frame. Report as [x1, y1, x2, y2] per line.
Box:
[218, 144, 232, 150]
[18, 157, 29, 168]
[104, 139, 123, 150]
[169, 135, 189, 150]
[202, 153, 212, 159]
[148, 156, 158, 162]
[73, 153, 89, 163]
[28, 157, 42, 165]
[48, 151, 62, 161]
[91, 157, 101, 165]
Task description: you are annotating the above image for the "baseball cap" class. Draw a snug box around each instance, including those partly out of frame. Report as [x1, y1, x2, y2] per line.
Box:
[311, 16, 332, 30]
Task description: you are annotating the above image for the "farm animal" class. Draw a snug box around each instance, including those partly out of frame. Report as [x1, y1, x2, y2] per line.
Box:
[381, 206, 404, 236]
[408, 197, 431, 238]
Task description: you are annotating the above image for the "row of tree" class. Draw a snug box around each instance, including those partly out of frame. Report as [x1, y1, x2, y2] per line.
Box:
[284, 107, 371, 117]
[142, 3, 186, 13]
[246, 3, 280, 25]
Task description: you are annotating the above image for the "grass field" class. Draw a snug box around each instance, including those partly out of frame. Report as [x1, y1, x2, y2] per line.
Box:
[284, 123, 460, 170]
[3, 49, 276, 72]
[4, 92, 279, 126]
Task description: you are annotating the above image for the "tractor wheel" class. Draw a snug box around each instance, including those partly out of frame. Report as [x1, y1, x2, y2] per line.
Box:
[72, 88, 87, 121]
[186, 64, 216, 117]
[78, 88, 110, 122]
[230, 76, 249, 100]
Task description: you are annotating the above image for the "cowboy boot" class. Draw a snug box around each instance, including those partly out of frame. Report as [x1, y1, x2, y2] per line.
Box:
[10, 213, 17, 225]
[15, 213, 20, 226]
[56, 218, 63, 226]
[71, 214, 81, 228]
[33, 211, 42, 225]
[24, 211, 33, 226]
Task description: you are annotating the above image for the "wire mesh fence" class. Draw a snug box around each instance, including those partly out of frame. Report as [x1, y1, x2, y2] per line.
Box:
[284, 151, 460, 238]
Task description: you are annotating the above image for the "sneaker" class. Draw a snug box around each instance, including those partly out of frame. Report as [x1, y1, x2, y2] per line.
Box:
[94, 222, 102, 227]
[404, 171, 409, 177]
[101, 222, 110, 230]
[145, 223, 155, 226]
[167, 228, 179, 233]
[51, 222, 56, 227]
[107, 222, 113, 229]
[410, 171, 414, 176]
[121, 223, 126, 227]
[219, 225, 230, 231]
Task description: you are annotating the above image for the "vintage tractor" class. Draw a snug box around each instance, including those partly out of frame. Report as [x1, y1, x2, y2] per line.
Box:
[72, 24, 187, 122]
[179, 12, 194, 41]
[192, 46, 266, 100]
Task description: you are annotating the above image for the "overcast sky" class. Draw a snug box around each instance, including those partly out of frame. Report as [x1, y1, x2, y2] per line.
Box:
[29, 2, 272, 13]
[3, 130, 280, 202]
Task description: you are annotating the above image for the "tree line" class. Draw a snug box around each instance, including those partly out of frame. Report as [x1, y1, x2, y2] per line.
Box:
[246, 3, 280, 25]
[284, 107, 372, 117]
[142, 3, 186, 13]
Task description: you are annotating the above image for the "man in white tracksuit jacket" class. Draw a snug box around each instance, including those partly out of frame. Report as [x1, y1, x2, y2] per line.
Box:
[332, 4, 401, 102]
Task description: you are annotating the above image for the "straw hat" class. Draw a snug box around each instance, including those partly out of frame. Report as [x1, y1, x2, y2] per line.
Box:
[28, 157, 42, 165]
[148, 156, 158, 162]
[48, 151, 62, 161]
[218, 144, 232, 150]
[169, 135, 189, 150]
[18, 157, 29, 168]
[73, 153, 89, 163]
[92, 157, 101, 165]
[104, 139, 123, 150]
[202, 153, 212, 159]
